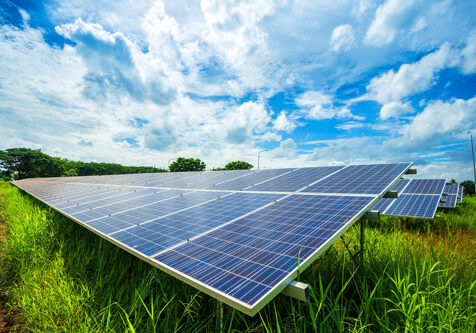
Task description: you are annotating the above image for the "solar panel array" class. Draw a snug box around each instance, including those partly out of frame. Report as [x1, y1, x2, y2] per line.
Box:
[373, 179, 446, 219]
[457, 185, 463, 204]
[13, 163, 411, 316]
[439, 183, 460, 208]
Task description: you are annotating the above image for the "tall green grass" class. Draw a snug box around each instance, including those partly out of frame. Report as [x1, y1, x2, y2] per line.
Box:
[0, 182, 474, 332]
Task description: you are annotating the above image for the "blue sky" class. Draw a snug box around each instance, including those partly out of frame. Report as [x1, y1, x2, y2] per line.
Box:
[0, 0, 475, 180]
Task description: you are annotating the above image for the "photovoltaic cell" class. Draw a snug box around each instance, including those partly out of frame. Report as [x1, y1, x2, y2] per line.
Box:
[402, 179, 446, 195]
[457, 185, 463, 203]
[444, 183, 459, 195]
[384, 194, 441, 219]
[112, 192, 284, 256]
[87, 190, 226, 234]
[302, 163, 411, 194]
[211, 169, 294, 190]
[391, 179, 410, 192]
[154, 194, 374, 306]
[247, 166, 344, 192]
[371, 197, 394, 213]
[439, 194, 457, 208]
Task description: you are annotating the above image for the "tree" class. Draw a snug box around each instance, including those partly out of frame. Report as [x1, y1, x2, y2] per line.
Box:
[0, 148, 63, 179]
[63, 168, 79, 177]
[225, 161, 253, 170]
[169, 157, 206, 172]
[461, 180, 475, 195]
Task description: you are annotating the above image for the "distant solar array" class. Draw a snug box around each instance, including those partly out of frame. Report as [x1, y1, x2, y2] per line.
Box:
[457, 185, 463, 204]
[373, 179, 446, 219]
[13, 163, 411, 316]
[438, 183, 460, 208]
[374, 179, 464, 218]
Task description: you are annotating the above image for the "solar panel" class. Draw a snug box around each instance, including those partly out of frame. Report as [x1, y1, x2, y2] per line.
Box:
[439, 194, 457, 208]
[301, 163, 411, 194]
[211, 168, 295, 190]
[153, 195, 374, 306]
[401, 179, 446, 194]
[438, 183, 459, 208]
[457, 185, 463, 203]
[371, 197, 394, 213]
[391, 179, 410, 192]
[12, 162, 411, 316]
[246, 166, 344, 192]
[112, 192, 284, 256]
[372, 178, 446, 218]
[382, 194, 441, 219]
[443, 183, 459, 195]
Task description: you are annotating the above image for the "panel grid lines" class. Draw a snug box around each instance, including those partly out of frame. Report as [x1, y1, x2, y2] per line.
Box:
[12, 162, 412, 315]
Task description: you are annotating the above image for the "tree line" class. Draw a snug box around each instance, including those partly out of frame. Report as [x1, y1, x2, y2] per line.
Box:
[1, 147, 474, 196]
[0, 148, 167, 180]
[0, 148, 254, 180]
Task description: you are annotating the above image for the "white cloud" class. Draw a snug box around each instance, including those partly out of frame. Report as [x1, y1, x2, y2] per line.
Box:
[363, 43, 454, 104]
[56, 17, 179, 105]
[273, 138, 297, 158]
[336, 121, 364, 130]
[223, 101, 271, 144]
[365, 0, 426, 45]
[296, 91, 363, 120]
[399, 97, 476, 143]
[380, 101, 413, 119]
[460, 30, 476, 74]
[200, 0, 275, 92]
[273, 111, 297, 133]
[330, 24, 355, 52]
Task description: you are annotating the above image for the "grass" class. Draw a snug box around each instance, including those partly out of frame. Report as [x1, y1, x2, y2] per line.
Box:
[0, 181, 475, 332]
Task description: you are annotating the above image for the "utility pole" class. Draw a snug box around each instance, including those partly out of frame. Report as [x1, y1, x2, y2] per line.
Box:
[467, 131, 476, 195]
[257, 150, 267, 170]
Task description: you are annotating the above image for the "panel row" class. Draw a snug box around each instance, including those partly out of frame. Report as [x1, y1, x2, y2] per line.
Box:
[14, 163, 411, 195]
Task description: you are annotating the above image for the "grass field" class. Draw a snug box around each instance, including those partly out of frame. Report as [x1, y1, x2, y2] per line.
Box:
[0, 181, 475, 332]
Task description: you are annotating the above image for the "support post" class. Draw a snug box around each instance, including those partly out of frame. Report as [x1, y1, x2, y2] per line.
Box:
[282, 281, 309, 302]
[216, 300, 223, 333]
[340, 236, 358, 266]
[405, 168, 417, 174]
[383, 191, 398, 198]
[360, 218, 365, 266]
[99, 237, 103, 255]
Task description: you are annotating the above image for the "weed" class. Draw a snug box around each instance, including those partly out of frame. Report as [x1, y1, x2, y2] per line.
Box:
[0, 182, 474, 332]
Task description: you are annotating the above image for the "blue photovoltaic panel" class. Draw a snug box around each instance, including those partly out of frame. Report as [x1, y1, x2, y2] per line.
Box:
[211, 169, 294, 191]
[112, 192, 284, 256]
[384, 194, 441, 219]
[247, 166, 344, 192]
[439, 194, 457, 208]
[443, 183, 459, 195]
[302, 163, 411, 194]
[391, 179, 410, 192]
[87, 190, 227, 234]
[372, 178, 447, 218]
[70, 189, 191, 224]
[457, 185, 463, 203]
[57, 187, 159, 212]
[32, 184, 122, 206]
[154, 194, 374, 306]
[12, 162, 411, 316]
[402, 179, 446, 195]
[182, 170, 255, 189]
[371, 197, 394, 213]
